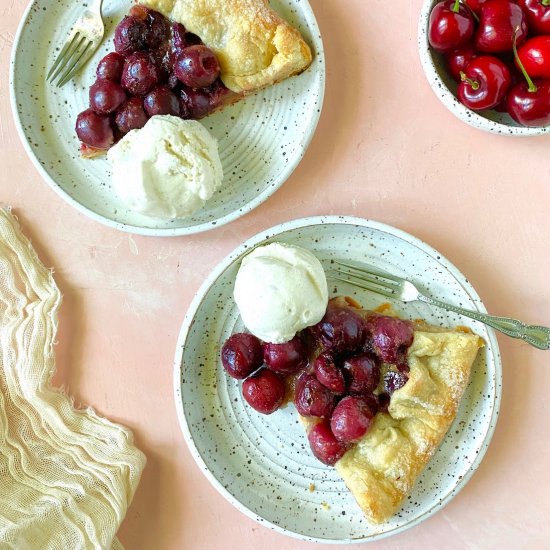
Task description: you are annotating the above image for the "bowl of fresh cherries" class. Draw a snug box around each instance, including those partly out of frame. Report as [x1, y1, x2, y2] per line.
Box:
[419, 0, 550, 135]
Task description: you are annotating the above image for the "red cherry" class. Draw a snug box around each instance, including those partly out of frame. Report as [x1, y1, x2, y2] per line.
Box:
[507, 79, 550, 125]
[307, 421, 347, 465]
[517, 36, 550, 79]
[507, 25, 550, 126]
[458, 55, 512, 109]
[445, 42, 477, 81]
[242, 369, 285, 414]
[330, 396, 376, 444]
[517, 0, 550, 35]
[263, 336, 307, 375]
[221, 333, 264, 380]
[428, 0, 476, 53]
[476, 0, 528, 53]
[294, 373, 337, 419]
[313, 352, 346, 394]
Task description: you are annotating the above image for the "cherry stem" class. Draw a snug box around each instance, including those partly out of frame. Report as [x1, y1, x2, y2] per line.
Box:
[452, 0, 460, 12]
[512, 26, 537, 93]
[460, 71, 480, 90]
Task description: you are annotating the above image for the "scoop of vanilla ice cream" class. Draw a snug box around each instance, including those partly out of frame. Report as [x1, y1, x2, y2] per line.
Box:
[107, 115, 223, 219]
[234, 243, 329, 343]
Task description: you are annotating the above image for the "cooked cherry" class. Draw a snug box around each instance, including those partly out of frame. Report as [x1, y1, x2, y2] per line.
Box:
[383, 370, 409, 395]
[114, 15, 147, 55]
[145, 9, 170, 49]
[242, 369, 285, 414]
[89, 80, 126, 115]
[179, 86, 213, 119]
[171, 22, 188, 53]
[121, 52, 161, 96]
[263, 336, 307, 375]
[144, 86, 180, 116]
[185, 32, 203, 46]
[96, 52, 125, 82]
[330, 396, 376, 444]
[129, 6, 169, 49]
[342, 354, 380, 395]
[313, 306, 366, 353]
[115, 98, 149, 134]
[221, 333, 263, 379]
[313, 352, 346, 394]
[294, 373, 337, 418]
[307, 421, 347, 465]
[175, 45, 221, 88]
[366, 314, 414, 365]
[75, 108, 114, 149]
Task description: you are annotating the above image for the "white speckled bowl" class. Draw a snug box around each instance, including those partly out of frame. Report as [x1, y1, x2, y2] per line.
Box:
[418, 0, 550, 136]
[174, 215, 502, 543]
[10, 0, 324, 236]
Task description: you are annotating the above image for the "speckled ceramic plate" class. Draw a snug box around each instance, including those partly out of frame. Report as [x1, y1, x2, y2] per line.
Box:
[418, 0, 550, 136]
[9, 0, 324, 236]
[174, 215, 502, 543]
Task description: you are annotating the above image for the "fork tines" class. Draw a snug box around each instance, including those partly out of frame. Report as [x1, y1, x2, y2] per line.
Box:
[47, 31, 93, 87]
[331, 260, 399, 299]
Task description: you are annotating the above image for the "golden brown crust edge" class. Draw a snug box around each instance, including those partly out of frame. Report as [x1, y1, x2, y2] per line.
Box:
[141, 0, 313, 94]
[335, 329, 484, 524]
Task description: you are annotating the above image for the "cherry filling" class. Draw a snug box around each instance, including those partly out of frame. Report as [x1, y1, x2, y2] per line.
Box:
[75, 4, 231, 152]
[219, 303, 415, 466]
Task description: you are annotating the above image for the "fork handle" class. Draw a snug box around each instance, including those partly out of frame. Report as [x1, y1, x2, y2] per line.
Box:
[417, 295, 550, 350]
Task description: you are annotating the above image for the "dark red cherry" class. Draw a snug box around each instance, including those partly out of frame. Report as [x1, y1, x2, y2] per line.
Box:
[445, 42, 477, 81]
[507, 79, 550, 126]
[330, 396, 376, 444]
[517, 0, 550, 35]
[342, 354, 380, 395]
[313, 352, 346, 394]
[475, 0, 528, 53]
[115, 98, 149, 134]
[143, 86, 180, 116]
[121, 52, 161, 96]
[263, 336, 307, 375]
[294, 374, 337, 418]
[89, 79, 126, 115]
[366, 314, 414, 365]
[242, 369, 285, 414]
[307, 421, 347, 465]
[179, 86, 213, 119]
[96, 52, 125, 82]
[171, 22, 188, 54]
[458, 55, 512, 110]
[428, 0, 475, 53]
[114, 15, 147, 55]
[313, 306, 366, 353]
[75, 108, 114, 149]
[221, 333, 263, 379]
[175, 45, 221, 88]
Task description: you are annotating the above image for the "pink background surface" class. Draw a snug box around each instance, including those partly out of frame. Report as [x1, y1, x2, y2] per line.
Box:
[2, 0, 550, 548]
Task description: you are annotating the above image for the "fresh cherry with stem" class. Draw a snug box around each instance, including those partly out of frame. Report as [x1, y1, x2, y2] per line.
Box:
[507, 28, 550, 126]
[457, 55, 512, 109]
[428, 0, 475, 53]
[517, 0, 550, 35]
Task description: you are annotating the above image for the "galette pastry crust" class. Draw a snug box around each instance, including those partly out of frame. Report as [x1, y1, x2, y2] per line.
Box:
[140, 0, 313, 93]
[334, 328, 483, 524]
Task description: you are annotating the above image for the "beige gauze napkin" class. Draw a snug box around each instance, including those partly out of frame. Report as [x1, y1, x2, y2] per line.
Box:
[0, 208, 146, 549]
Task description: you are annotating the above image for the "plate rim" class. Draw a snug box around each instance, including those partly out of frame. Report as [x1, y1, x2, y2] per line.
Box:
[172, 214, 503, 543]
[9, 0, 326, 237]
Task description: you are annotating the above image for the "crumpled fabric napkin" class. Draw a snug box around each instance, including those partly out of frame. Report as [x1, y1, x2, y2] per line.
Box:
[0, 208, 146, 549]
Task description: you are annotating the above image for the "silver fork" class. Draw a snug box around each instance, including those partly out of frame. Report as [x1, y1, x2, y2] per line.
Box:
[332, 260, 550, 350]
[47, 0, 105, 87]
